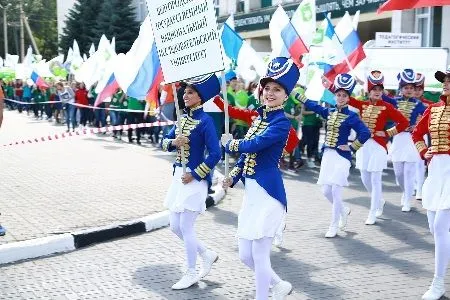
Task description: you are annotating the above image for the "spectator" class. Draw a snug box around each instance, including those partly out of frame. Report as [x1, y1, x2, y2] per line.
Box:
[110, 89, 126, 139]
[126, 95, 145, 145]
[75, 82, 89, 127]
[0, 86, 5, 236]
[56, 82, 77, 132]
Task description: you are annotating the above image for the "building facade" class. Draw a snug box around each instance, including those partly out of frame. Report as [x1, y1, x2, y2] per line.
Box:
[216, 0, 450, 64]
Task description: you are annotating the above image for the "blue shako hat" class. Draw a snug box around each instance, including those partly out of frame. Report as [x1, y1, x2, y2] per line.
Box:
[259, 57, 300, 95]
[333, 73, 356, 95]
[397, 69, 416, 88]
[225, 70, 237, 82]
[185, 74, 220, 103]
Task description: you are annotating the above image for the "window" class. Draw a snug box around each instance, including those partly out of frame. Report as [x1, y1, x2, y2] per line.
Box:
[415, 7, 432, 47]
[261, 0, 272, 8]
[214, 0, 219, 16]
[237, 0, 245, 12]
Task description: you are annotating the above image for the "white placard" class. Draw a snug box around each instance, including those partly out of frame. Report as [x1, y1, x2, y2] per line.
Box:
[146, 0, 225, 83]
[375, 32, 422, 48]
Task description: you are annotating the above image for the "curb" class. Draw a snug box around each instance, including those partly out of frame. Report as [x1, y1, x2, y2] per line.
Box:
[0, 171, 226, 265]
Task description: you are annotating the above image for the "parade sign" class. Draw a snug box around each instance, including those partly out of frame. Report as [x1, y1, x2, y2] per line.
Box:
[147, 0, 225, 83]
[375, 32, 422, 48]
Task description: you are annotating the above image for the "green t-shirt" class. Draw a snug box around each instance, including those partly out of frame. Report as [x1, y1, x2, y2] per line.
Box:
[284, 95, 300, 129]
[423, 91, 442, 103]
[5, 85, 14, 98]
[111, 91, 124, 108]
[126, 96, 144, 111]
[302, 105, 322, 127]
[247, 94, 259, 110]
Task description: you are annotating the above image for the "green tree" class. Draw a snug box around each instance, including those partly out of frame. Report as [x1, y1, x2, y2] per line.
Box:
[93, 0, 138, 54]
[59, 0, 104, 57]
[0, 0, 58, 59]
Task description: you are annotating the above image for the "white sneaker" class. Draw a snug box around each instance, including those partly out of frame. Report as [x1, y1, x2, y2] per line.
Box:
[339, 207, 351, 230]
[325, 226, 338, 238]
[365, 211, 376, 225]
[376, 199, 386, 218]
[416, 191, 422, 200]
[422, 277, 446, 300]
[306, 160, 315, 168]
[272, 280, 293, 300]
[199, 249, 218, 278]
[402, 204, 411, 212]
[171, 269, 200, 290]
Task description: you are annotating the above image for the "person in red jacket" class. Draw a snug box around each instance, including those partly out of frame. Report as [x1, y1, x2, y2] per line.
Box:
[347, 71, 409, 225]
[212, 96, 300, 154]
[412, 67, 450, 300]
[75, 82, 89, 127]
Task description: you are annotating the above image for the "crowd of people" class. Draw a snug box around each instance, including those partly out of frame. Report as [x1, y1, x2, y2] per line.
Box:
[1, 61, 449, 300]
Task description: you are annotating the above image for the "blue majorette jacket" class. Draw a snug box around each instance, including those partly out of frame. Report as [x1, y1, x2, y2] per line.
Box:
[301, 99, 371, 161]
[162, 105, 221, 187]
[224, 105, 290, 209]
[382, 95, 427, 126]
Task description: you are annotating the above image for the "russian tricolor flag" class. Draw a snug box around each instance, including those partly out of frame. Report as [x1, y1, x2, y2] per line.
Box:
[127, 41, 163, 107]
[30, 71, 49, 89]
[322, 13, 366, 81]
[335, 12, 366, 71]
[281, 21, 308, 68]
[94, 73, 119, 107]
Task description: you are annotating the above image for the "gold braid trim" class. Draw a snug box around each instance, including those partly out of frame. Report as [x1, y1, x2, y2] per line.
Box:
[415, 141, 427, 153]
[386, 126, 398, 137]
[162, 139, 172, 151]
[193, 163, 211, 179]
[350, 139, 363, 151]
[229, 140, 241, 152]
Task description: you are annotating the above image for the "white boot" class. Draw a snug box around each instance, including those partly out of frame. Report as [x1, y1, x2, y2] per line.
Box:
[365, 210, 376, 225]
[402, 197, 411, 212]
[171, 269, 200, 290]
[325, 225, 338, 238]
[422, 276, 446, 300]
[339, 207, 351, 230]
[376, 199, 386, 218]
[272, 280, 293, 300]
[199, 249, 218, 278]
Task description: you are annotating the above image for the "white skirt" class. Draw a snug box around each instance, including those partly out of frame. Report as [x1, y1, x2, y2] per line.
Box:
[422, 154, 450, 211]
[238, 178, 286, 240]
[317, 148, 351, 186]
[356, 139, 388, 172]
[390, 132, 421, 162]
[164, 167, 208, 213]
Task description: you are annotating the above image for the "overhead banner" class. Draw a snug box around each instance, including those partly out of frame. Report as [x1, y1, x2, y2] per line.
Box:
[147, 0, 225, 83]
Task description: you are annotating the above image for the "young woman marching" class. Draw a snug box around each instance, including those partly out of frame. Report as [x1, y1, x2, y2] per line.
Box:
[412, 67, 450, 300]
[414, 73, 432, 201]
[222, 57, 299, 300]
[346, 71, 409, 224]
[298, 74, 371, 237]
[161, 74, 221, 290]
[383, 69, 427, 212]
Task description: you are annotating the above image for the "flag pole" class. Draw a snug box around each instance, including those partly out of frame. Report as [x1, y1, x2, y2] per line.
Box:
[220, 71, 230, 177]
[172, 83, 187, 174]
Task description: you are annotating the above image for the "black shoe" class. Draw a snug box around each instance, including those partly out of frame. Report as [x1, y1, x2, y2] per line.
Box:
[136, 140, 141, 145]
[208, 188, 215, 194]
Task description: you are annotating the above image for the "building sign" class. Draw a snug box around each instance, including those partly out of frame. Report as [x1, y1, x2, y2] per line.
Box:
[375, 32, 422, 47]
[218, 0, 387, 32]
[147, 0, 224, 83]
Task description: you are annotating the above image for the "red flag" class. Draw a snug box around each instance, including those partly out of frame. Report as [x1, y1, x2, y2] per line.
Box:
[378, 0, 450, 13]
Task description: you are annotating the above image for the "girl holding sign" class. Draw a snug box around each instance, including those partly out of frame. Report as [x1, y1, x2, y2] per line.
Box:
[161, 74, 221, 290]
[222, 57, 299, 300]
[296, 74, 371, 238]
